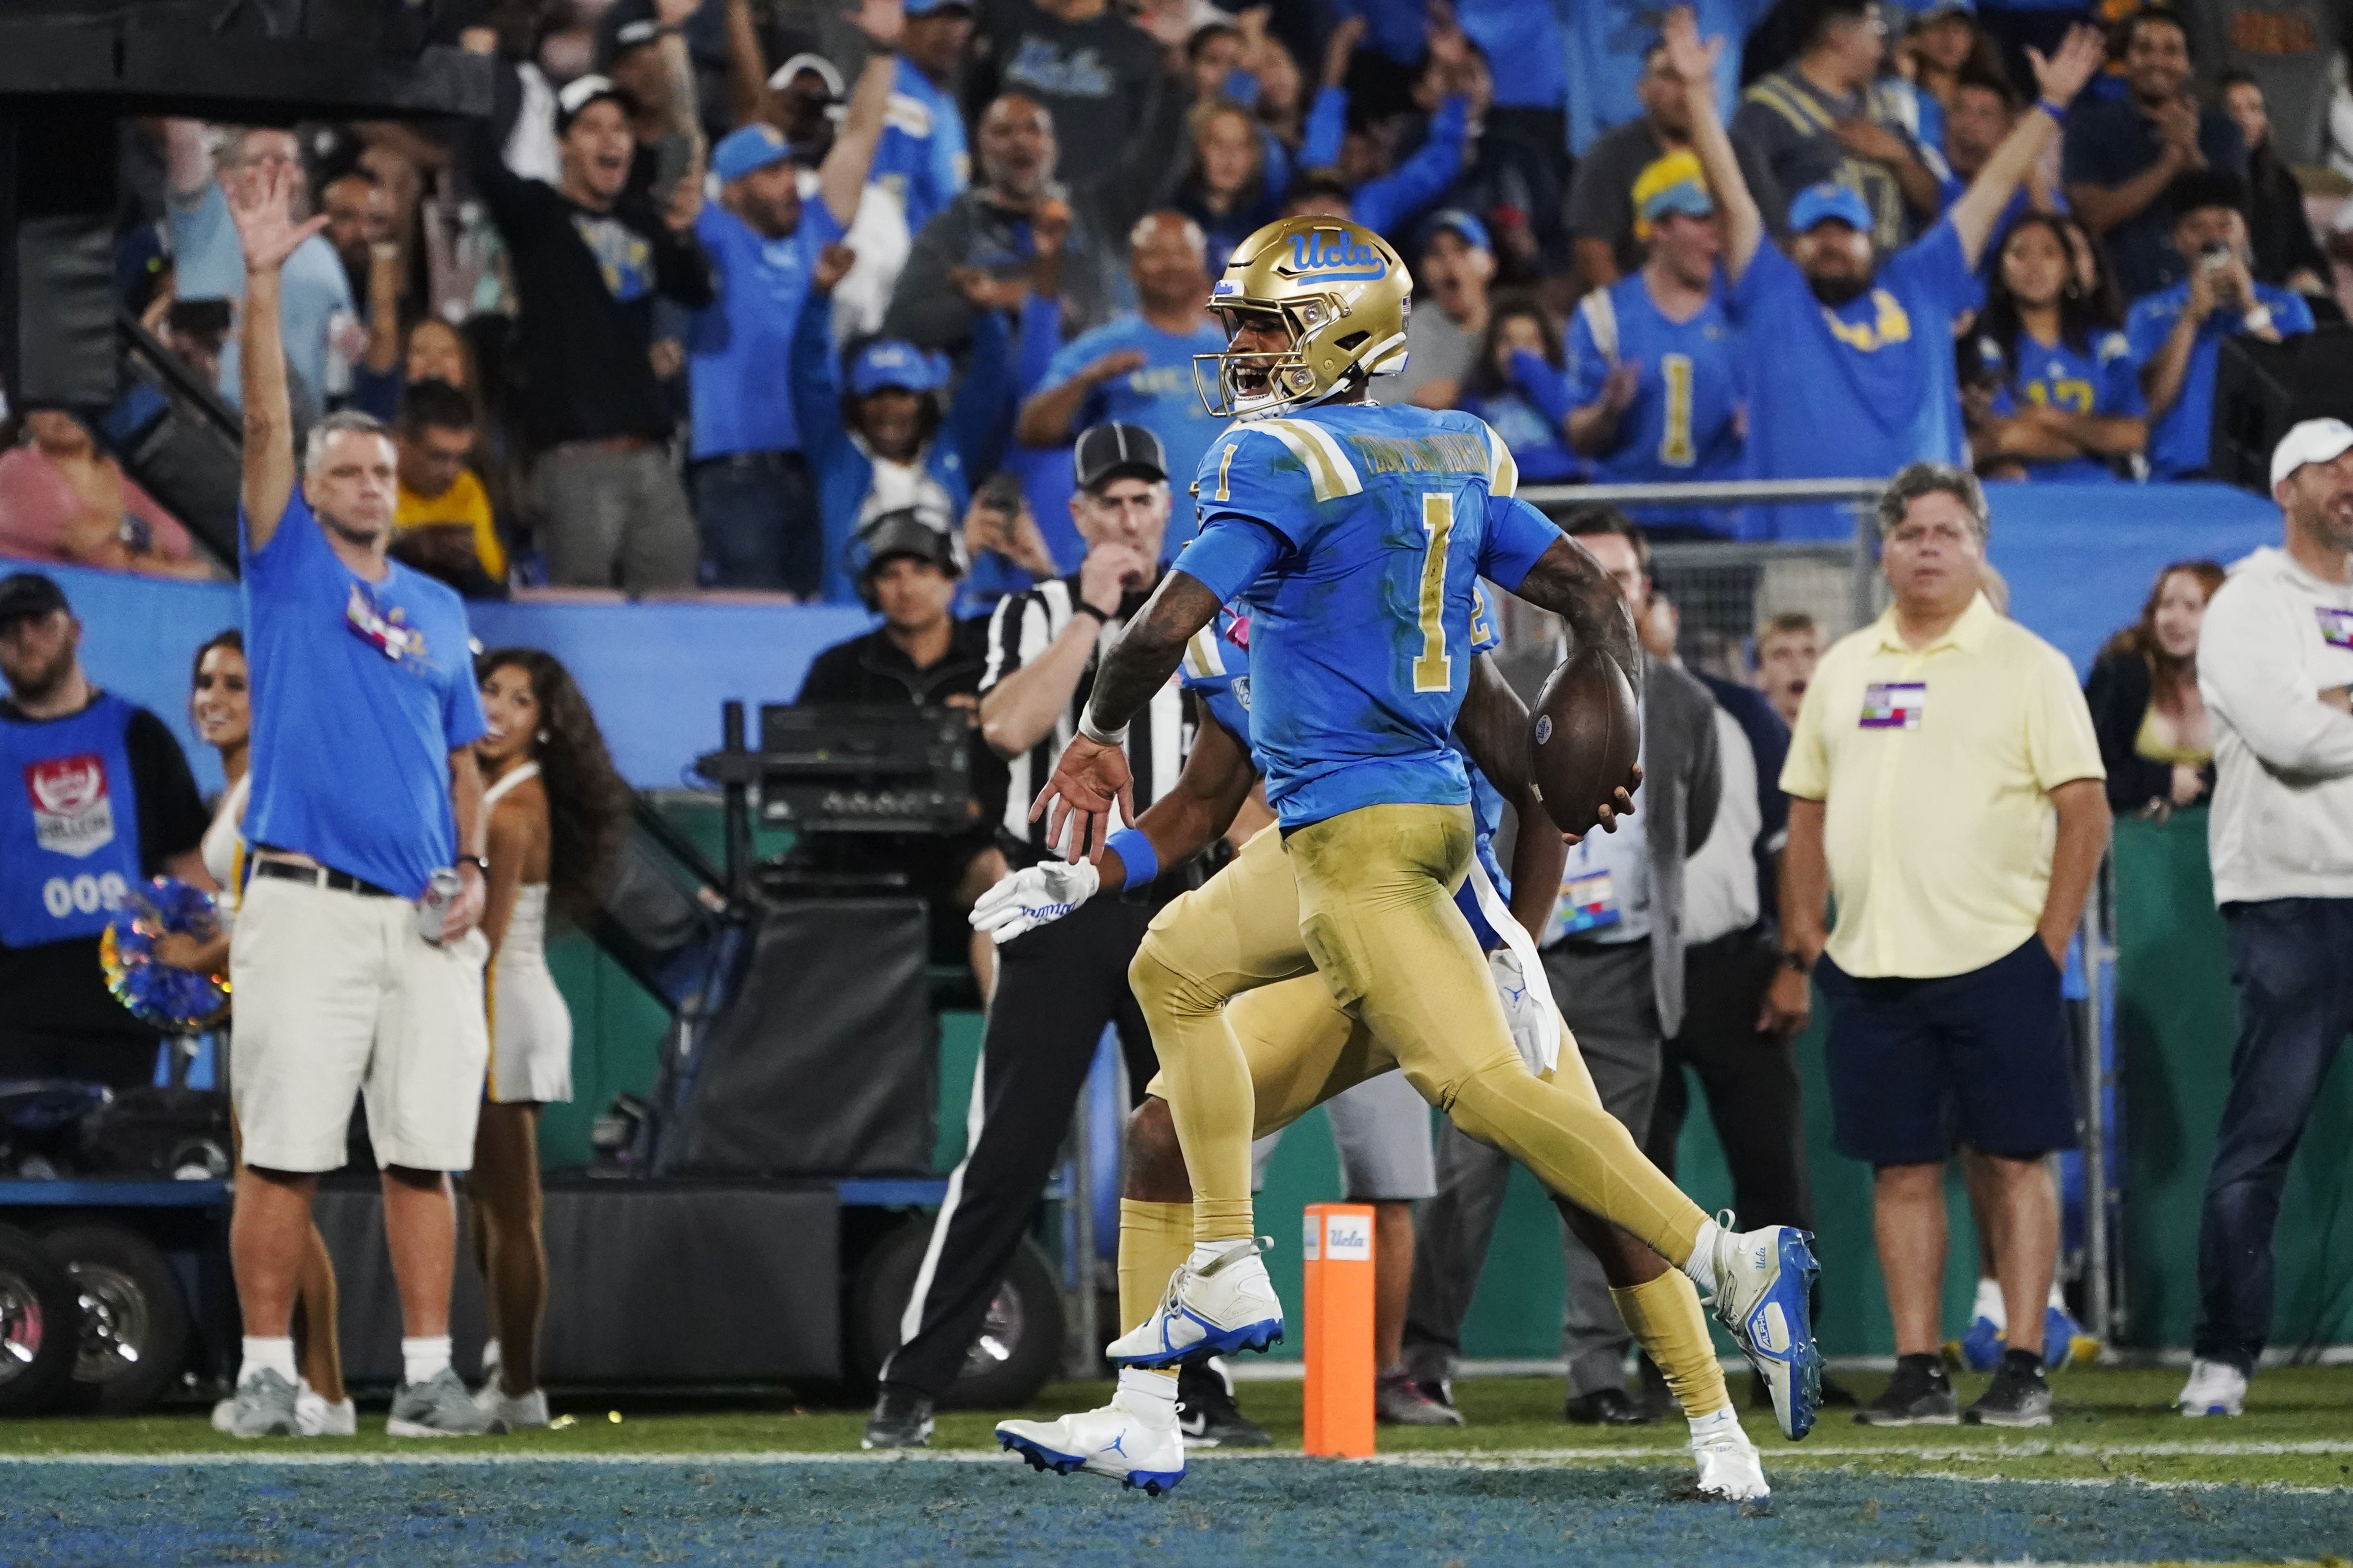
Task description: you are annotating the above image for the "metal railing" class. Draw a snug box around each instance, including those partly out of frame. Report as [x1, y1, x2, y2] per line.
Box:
[1518, 479, 1890, 672]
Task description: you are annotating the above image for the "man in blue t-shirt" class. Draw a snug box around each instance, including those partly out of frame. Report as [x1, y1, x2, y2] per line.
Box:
[1559, 0, 1777, 157]
[217, 161, 498, 1441]
[2126, 171, 2315, 479]
[2061, 10, 2247, 300]
[1563, 160, 1746, 535]
[871, 0, 973, 238]
[1014, 213, 1228, 557]
[687, 13, 893, 594]
[1665, 7, 2106, 539]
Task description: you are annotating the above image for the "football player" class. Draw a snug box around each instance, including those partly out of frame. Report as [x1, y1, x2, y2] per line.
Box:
[1024, 212, 1825, 1472]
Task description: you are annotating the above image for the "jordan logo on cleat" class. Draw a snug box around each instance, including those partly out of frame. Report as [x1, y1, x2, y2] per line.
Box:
[1106, 1431, 1129, 1457]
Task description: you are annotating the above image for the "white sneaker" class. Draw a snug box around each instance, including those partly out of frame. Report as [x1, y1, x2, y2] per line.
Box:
[1689, 1410, 1769, 1503]
[997, 1388, 1187, 1496]
[1703, 1217, 1823, 1441]
[2176, 1357, 2247, 1417]
[295, 1380, 356, 1437]
[474, 1383, 551, 1430]
[1107, 1238, 1284, 1368]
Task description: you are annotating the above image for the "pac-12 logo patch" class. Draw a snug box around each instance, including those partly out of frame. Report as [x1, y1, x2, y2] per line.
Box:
[1286, 230, 1387, 282]
[25, 753, 117, 859]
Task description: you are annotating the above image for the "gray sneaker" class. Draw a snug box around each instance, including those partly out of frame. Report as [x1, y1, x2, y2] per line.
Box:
[388, 1366, 499, 1437]
[220, 1368, 300, 1438]
[1376, 1370, 1464, 1427]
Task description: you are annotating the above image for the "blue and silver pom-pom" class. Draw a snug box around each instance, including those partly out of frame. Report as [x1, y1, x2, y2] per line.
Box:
[99, 876, 230, 1032]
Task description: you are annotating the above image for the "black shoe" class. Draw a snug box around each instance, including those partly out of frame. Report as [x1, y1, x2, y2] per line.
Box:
[1564, 1386, 1653, 1425]
[1177, 1360, 1271, 1448]
[860, 1386, 934, 1449]
[1853, 1354, 1957, 1426]
[1964, 1349, 2053, 1428]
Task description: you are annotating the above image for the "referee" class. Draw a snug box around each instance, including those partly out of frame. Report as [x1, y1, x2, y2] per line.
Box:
[866, 424, 1190, 1447]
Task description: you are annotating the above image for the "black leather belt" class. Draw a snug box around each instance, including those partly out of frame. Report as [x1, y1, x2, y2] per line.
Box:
[252, 859, 402, 899]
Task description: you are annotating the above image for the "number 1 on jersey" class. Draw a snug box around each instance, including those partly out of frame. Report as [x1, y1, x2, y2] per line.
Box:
[1412, 493, 1454, 693]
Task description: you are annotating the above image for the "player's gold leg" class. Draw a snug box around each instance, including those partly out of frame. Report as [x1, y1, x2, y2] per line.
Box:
[1129, 825, 1317, 1243]
[1117, 1198, 1192, 1393]
[1286, 802, 1709, 1268]
[1613, 1272, 1732, 1418]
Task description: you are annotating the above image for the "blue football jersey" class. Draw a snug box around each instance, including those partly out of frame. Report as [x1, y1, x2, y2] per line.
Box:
[1180, 591, 1515, 945]
[1176, 401, 1558, 829]
[1565, 273, 1747, 532]
[1976, 327, 2144, 483]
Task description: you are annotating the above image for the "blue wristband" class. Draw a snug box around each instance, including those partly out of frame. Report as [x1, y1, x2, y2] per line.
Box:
[2037, 97, 2068, 123]
[1104, 829, 1159, 890]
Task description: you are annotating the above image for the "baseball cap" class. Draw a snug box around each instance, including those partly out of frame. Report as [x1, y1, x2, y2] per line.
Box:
[1419, 209, 1492, 256]
[713, 123, 795, 183]
[592, 0, 663, 71]
[2270, 417, 2353, 488]
[1632, 150, 1714, 240]
[847, 339, 950, 398]
[0, 571, 69, 629]
[1788, 182, 1873, 235]
[903, 0, 974, 14]
[555, 74, 639, 135]
[768, 51, 847, 99]
[1073, 423, 1168, 491]
[859, 507, 964, 580]
[1918, 0, 1976, 17]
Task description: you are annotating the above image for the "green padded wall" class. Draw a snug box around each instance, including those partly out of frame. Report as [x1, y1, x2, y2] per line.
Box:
[540, 800, 2353, 1358]
[2112, 808, 2353, 1352]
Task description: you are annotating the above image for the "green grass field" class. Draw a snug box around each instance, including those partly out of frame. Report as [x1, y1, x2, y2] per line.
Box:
[4, 1367, 2351, 1486]
[3, 1369, 2349, 1566]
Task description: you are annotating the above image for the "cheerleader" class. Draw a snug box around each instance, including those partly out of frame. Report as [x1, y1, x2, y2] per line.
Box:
[466, 649, 627, 1428]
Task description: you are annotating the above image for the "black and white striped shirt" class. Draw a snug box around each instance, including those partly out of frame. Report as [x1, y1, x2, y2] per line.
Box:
[981, 576, 1192, 865]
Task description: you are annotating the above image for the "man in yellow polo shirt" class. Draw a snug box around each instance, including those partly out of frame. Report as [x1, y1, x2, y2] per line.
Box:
[393, 379, 505, 597]
[1764, 462, 2109, 1431]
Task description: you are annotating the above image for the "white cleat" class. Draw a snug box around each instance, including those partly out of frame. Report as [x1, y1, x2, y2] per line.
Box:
[1107, 1238, 1284, 1368]
[474, 1383, 551, 1430]
[1703, 1217, 1823, 1441]
[997, 1390, 1187, 1496]
[296, 1381, 357, 1437]
[1688, 1410, 1770, 1504]
[2176, 1357, 2247, 1417]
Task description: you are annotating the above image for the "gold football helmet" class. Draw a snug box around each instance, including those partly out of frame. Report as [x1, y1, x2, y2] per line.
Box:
[1193, 216, 1413, 419]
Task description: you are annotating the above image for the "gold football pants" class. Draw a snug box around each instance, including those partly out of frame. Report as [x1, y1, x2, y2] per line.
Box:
[1129, 803, 1706, 1266]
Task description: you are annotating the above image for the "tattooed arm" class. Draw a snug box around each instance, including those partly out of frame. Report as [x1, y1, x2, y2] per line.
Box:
[1511, 534, 1642, 692]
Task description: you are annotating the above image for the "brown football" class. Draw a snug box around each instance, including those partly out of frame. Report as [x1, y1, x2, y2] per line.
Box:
[1528, 648, 1639, 837]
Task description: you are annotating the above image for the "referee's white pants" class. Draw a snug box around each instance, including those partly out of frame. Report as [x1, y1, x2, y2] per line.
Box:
[229, 876, 489, 1174]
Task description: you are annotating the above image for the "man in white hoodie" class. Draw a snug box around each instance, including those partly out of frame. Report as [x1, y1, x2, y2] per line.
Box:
[2181, 417, 2353, 1420]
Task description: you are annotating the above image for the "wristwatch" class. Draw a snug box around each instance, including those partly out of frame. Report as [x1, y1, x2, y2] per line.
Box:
[1073, 600, 1113, 626]
[1777, 949, 1813, 976]
[460, 856, 491, 877]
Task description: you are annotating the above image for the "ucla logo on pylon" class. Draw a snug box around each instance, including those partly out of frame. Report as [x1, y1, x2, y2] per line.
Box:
[1287, 230, 1386, 281]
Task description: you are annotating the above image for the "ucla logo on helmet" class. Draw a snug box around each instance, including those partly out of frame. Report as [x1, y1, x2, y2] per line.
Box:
[1286, 230, 1386, 282]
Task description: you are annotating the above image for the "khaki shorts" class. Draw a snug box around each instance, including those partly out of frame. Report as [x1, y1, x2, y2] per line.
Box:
[229, 875, 490, 1173]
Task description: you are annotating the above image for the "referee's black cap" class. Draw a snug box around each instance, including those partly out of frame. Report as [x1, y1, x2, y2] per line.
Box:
[1073, 423, 1167, 493]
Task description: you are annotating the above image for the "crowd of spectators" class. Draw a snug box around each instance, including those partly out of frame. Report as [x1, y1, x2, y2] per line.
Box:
[8, 0, 2344, 607]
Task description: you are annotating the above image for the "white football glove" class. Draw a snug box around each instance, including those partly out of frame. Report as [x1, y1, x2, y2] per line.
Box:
[1488, 945, 1561, 1077]
[968, 860, 1101, 945]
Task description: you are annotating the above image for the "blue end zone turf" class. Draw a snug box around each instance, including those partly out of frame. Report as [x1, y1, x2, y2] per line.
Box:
[4, 1460, 2347, 1565]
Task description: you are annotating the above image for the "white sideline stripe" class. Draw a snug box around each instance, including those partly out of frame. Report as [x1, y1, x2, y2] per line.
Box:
[0, 1440, 2346, 1470]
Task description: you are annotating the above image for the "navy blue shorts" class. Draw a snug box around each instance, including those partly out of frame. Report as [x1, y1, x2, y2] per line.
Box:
[1818, 936, 2080, 1167]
